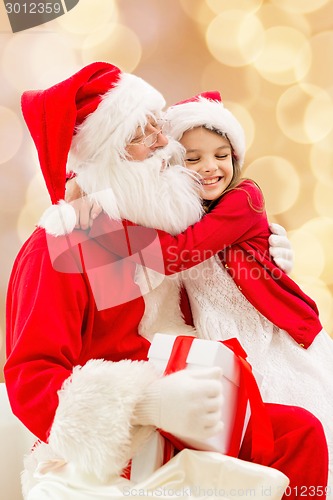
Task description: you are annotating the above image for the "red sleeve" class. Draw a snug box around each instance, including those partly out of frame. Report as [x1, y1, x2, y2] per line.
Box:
[156, 181, 267, 273]
[89, 181, 268, 275]
[5, 231, 88, 441]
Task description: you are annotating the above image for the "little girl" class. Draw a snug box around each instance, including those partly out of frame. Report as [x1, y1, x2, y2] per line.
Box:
[160, 91, 333, 488]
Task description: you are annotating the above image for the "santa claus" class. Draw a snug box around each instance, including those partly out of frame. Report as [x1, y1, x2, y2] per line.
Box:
[4, 62, 328, 499]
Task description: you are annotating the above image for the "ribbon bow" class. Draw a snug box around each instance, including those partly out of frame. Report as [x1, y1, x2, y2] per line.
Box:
[160, 335, 274, 462]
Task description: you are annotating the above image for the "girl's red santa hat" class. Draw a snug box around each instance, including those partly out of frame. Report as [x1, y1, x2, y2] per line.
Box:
[21, 61, 165, 236]
[163, 91, 246, 167]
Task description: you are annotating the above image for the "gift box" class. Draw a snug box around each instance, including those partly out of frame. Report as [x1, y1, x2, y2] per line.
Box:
[130, 431, 165, 484]
[148, 334, 272, 459]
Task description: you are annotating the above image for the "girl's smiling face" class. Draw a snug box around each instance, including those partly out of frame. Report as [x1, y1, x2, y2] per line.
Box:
[180, 127, 234, 201]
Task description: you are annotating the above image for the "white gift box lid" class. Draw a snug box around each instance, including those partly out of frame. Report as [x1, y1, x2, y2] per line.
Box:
[148, 333, 240, 386]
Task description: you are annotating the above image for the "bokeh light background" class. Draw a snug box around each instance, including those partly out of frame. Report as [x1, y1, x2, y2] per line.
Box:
[0, 0, 332, 378]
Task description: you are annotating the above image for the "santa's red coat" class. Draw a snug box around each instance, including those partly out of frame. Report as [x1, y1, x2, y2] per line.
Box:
[5, 226, 158, 479]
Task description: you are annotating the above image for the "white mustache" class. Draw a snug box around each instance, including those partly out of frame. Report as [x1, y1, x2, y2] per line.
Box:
[148, 137, 186, 168]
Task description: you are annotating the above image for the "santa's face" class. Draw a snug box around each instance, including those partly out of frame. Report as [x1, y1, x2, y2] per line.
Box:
[125, 117, 168, 161]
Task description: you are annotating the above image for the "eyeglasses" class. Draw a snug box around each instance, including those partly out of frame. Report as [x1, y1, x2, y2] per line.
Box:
[129, 128, 163, 148]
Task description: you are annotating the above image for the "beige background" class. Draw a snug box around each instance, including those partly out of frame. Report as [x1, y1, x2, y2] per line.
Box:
[1, 0, 333, 380]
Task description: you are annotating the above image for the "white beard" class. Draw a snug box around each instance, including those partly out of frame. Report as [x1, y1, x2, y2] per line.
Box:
[75, 138, 203, 235]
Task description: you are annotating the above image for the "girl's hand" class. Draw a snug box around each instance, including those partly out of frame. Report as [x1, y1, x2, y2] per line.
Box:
[65, 178, 102, 230]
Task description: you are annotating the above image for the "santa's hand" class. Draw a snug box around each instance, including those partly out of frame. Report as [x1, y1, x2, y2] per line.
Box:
[133, 367, 224, 441]
[73, 196, 102, 230]
[268, 223, 294, 274]
[65, 178, 102, 230]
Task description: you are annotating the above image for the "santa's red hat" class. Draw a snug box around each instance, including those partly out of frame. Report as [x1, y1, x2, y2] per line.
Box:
[163, 91, 246, 167]
[21, 62, 165, 235]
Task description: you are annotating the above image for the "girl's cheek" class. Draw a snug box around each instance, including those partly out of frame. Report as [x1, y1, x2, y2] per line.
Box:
[185, 163, 200, 173]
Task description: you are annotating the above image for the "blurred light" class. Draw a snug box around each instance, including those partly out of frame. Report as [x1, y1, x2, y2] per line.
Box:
[254, 27, 311, 85]
[289, 227, 325, 280]
[244, 156, 300, 215]
[305, 88, 333, 142]
[276, 84, 333, 144]
[206, 0, 263, 14]
[179, 0, 214, 25]
[81, 24, 142, 73]
[258, 3, 311, 35]
[2, 33, 78, 92]
[270, 0, 329, 14]
[17, 201, 44, 243]
[201, 62, 262, 108]
[17, 172, 50, 243]
[314, 181, 333, 219]
[225, 101, 255, 152]
[113, 1, 161, 57]
[206, 10, 264, 67]
[304, 32, 333, 90]
[310, 136, 333, 185]
[301, 217, 333, 285]
[56, 0, 118, 34]
[0, 107, 23, 163]
[25, 170, 49, 206]
[0, 164, 28, 214]
[0, 5, 11, 32]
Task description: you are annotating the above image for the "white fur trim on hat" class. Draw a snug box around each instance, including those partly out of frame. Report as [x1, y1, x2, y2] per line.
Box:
[69, 72, 166, 170]
[164, 97, 246, 167]
[38, 200, 77, 237]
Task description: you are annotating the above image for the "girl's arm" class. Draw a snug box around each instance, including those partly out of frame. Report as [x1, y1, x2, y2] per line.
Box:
[89, 181, 269, 275]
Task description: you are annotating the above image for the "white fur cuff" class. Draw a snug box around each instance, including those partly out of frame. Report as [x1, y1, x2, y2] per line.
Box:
[48, 359, 157, 481]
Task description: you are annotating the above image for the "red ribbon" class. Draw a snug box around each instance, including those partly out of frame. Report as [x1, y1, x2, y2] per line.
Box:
[222, 337, 274, 461]
[158, 336, 197, 453]
[159, 335, 274, 462]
